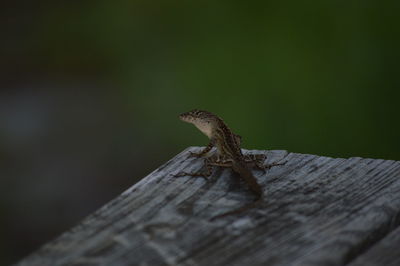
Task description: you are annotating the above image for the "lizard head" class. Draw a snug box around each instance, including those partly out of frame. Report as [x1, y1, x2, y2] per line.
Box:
[179, 109, 216, 138]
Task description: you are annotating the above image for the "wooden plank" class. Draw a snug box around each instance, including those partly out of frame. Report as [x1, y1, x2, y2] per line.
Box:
[348, 225, 400, 266]
[15, 147, 400, 266]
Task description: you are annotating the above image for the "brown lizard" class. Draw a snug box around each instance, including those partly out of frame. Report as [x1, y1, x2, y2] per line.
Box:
[175, 109, 285, 220]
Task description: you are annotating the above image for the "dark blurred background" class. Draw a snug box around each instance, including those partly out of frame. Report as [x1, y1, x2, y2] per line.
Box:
[1, 1, 399, 264]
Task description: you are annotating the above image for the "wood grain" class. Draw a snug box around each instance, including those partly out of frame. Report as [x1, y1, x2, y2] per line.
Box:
[15, 147, 400, 266]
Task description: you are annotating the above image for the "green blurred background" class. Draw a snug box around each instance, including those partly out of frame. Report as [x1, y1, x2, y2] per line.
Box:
[1, 1, 399, 264]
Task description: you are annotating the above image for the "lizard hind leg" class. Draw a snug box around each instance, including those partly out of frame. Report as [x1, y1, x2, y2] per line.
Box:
[207, 155, 234, 168]
[244, 153, 286, 172]
[188, 141, 215, 158]
[244, 154, 267, 172]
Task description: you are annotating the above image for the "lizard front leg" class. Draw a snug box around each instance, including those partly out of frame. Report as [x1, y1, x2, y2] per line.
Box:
[189, 139, 215, 158]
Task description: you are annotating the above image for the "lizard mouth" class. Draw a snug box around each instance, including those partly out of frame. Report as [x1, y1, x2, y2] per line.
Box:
[179, 115, 188, 123]
[179, 113, 192, 123]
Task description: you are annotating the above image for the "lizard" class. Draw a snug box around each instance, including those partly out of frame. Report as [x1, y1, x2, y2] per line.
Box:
[175, 109, 285, 220]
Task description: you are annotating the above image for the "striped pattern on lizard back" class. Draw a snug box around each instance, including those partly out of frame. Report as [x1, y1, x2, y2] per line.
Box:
[213, 118, 243, 160]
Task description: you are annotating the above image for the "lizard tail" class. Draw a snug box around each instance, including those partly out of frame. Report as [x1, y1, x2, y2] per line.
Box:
[232, 161, 263, 198]
[209, 160, 264, 221]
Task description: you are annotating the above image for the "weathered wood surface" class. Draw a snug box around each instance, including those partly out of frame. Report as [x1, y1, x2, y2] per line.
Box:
[16, 147, 400, 266]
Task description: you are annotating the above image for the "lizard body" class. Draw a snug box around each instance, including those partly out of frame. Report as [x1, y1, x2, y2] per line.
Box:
[178, 109, 277, 219]
[180, 109, 263, 198]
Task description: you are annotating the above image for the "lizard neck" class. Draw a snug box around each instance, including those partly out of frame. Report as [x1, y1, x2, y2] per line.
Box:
[194, 122, 213, 139]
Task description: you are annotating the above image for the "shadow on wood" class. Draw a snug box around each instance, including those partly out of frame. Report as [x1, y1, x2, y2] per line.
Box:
[15, 147, 400, 266]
